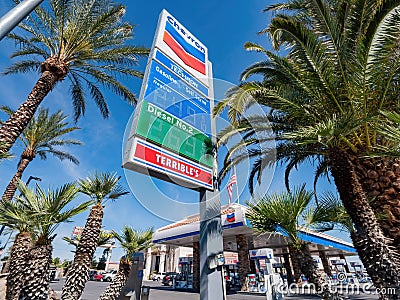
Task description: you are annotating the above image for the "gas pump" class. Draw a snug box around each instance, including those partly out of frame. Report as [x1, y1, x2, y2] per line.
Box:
[178, 257, 193, 288]
[249, 248, 284, 300]
[117, 253, 144, 300]
[272, 263, 287, 280]
[350, 262, 366, 284]
[331, 259, 354, 285]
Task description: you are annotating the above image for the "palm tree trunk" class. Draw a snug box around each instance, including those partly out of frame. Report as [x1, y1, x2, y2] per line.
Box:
[0, 56, 68, 156]
[62, 204, 103, 300]
[355, 157, 400, 251]
[99, 260, 131, 300]
[329, 148, 400, 300]
[192, 242, 200, 291]
[288, 245, 302, 284]
[19, 238, 53, 300]
[291, 243, 341, 300]
[5, 231, 31, 300]
[236, 234, 251, 291]
[2, 152, 34, 202]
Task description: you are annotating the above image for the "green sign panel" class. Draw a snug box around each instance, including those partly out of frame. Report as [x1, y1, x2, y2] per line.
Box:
[136, 101, 213, 168]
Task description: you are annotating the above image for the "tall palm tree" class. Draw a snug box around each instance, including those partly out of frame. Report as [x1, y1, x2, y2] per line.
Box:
[246, 186, 344, 300]
[62, 172, 129, 300]
[214, 0, 400, 296]
[99, 226, 153, 300]
[0, 0, 148, 156]
[0, 183, 34, 300]
[0, 181, 91, 300]
[1, 107, 81, 201]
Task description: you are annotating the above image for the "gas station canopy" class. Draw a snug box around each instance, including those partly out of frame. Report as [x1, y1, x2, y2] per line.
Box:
[153, 203, 356, 257]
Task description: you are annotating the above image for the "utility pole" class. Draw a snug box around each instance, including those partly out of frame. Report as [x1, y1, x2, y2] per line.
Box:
[0, 0, 44, 41]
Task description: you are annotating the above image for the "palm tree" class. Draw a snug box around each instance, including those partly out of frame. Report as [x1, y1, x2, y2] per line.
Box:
[0, 181, 91, 300]
[0, 0, 148, 156]
[246, 186, 345, 299]
[1, 107, 81, 201]
[99, 226, 153, 300]
[63, 230, 115, 270]
[0, 184, 34, 300]
[62, 172, 129, 300]
[214, 0, 400, 296]
[62, 230, 114, 249]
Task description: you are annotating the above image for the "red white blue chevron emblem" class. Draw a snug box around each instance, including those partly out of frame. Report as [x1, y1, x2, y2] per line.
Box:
[227, 212, 235, 223]
[163, 20, 206, 74]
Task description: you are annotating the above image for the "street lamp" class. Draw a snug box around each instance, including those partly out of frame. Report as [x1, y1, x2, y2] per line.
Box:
[0, 0, 44, 41]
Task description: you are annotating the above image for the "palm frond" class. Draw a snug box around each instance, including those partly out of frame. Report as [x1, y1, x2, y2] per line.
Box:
[113, 226, 153, 256]
[5, 0, 148, 120]
[79, 171, 129, 205]
[0, 181, 91, 239]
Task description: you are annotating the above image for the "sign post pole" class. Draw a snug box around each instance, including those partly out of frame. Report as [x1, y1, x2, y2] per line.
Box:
[123, 10, 226, 299]
[200, 189, 225, 300]
[199, 68, 226, 300]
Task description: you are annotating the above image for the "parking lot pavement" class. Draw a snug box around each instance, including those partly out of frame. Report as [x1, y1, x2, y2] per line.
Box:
[50, 278, 108, 300]
[50, 279, 379, 299]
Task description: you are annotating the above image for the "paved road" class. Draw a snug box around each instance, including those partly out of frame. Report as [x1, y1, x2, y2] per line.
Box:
[50, 279, 379, 299]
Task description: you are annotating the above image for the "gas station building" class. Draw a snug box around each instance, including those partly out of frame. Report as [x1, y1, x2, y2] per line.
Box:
[147, 203, 357, 290]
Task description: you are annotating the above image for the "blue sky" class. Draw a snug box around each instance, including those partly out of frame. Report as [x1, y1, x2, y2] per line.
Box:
[0, 0, 349, 262]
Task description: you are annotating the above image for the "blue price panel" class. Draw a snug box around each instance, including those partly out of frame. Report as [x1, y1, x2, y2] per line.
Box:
[155, 50, 209, 96]
[145, 60, 210, 112]
[144, 60, 211, 135]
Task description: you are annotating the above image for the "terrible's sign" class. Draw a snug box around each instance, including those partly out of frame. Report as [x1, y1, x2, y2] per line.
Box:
[123, 10, 214, 190]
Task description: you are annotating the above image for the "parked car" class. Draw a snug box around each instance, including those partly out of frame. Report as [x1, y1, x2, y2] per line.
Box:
[151, 272, 166, 281]
[89, 270, 97, 281]
[49, 266, 57, 281]
[103, 269, 118, 282]
[93, 272, 103, 281]
[162, 272, 181, 286]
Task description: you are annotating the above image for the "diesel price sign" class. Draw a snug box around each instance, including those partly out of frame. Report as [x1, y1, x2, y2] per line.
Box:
[123, 10, 214, 190]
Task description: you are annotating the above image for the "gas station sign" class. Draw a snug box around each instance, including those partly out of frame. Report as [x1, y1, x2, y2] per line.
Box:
[123, 10, 214, 190]
[249, 248, 274, 260]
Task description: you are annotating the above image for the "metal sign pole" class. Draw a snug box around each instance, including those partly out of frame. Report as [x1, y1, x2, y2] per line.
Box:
[199, 65, 226, 300]
[0, 0, 44, 41]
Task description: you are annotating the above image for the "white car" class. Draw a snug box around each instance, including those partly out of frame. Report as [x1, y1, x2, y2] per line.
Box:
[151, 272, 166, 281]
[102, 269, 118, 282]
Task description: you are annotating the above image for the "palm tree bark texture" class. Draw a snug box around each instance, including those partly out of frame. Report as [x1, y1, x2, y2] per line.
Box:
[329, 148, 400, 300]
[236, 234, 251, 291]
[290, 244, 338, 300]
[19, 239, 53, 300]
[192, 242, 200, 291]
[288, 245, 303, 284]
[0, 57, 68, 155]
[355, 157, 400, 250]
[282, 253, 295, 285]
[2, 149, 35, 201]
[6, 232, 31, 300]
[62, 204, 103, 300]
[99, 258, 131, 300]
[319, 251, 332, 277]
